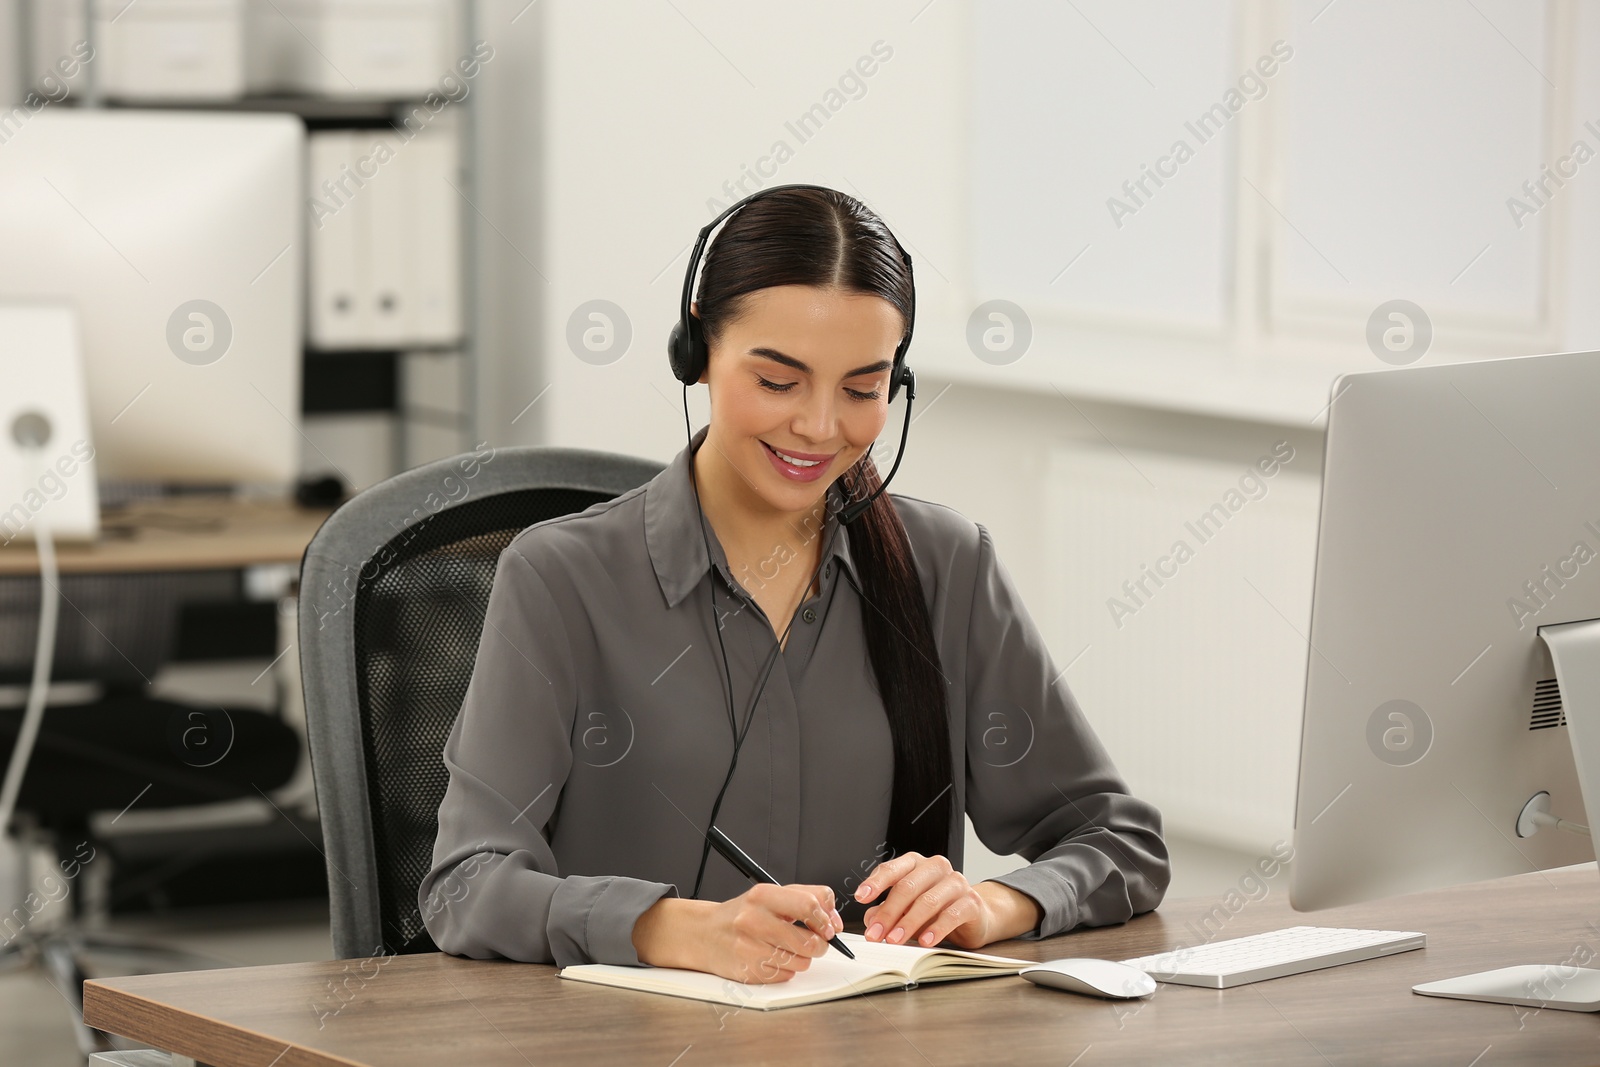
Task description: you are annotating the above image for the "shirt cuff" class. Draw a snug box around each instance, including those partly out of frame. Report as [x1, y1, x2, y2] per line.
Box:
[547, 874, 679, 968]
[982, 868, 1077, 941]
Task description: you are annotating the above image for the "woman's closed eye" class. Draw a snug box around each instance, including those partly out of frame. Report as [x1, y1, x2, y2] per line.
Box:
[756, 375, 881, 402]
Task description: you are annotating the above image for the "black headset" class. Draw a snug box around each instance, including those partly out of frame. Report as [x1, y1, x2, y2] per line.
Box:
[668, 182, 916, 404]
[671, 183, 919, 899]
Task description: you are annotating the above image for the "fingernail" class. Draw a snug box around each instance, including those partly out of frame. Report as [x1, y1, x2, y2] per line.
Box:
[856, 884, 873, 900]
[866, 922, 882, 941]
[831, 908, 843, 929]
[920, 930, 936, 946]
[888, 926, 905, 944]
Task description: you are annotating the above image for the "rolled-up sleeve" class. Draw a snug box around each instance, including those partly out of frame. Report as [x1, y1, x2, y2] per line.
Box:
[962, 523, 1170, 940]
[419, 543, 678, 967]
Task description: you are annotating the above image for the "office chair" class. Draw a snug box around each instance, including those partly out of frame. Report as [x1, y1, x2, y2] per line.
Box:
[297, 446, 664, 959]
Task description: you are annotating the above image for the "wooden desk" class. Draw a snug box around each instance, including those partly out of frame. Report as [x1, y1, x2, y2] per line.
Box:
[84, 864, 1600, 1066]
[0, 495, 333, 576]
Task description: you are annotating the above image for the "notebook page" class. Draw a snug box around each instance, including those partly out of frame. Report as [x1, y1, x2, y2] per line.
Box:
[834, 932, 1030, 981]
[561, 948, 900, 1008]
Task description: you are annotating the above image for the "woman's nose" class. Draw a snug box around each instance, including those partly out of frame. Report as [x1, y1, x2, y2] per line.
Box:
[795, 391, 840, 440]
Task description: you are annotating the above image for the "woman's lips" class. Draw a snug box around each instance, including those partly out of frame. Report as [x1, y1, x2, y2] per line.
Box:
[762, 440, 834, 482]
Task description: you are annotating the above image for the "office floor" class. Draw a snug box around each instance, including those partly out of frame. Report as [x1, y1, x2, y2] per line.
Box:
[0, 835, 1262, 1066]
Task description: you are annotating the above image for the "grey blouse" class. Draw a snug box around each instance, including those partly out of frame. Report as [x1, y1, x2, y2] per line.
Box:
[420, 424, 1170, 968]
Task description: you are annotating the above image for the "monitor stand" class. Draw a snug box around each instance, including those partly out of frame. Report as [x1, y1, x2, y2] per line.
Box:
[1412, 617, 1600, 1012]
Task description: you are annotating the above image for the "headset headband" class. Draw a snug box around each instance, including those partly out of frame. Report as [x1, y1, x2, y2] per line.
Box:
[669, 183, 915, 400]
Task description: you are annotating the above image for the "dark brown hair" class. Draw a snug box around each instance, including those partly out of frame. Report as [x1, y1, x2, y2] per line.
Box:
[695, 187, 953, 862]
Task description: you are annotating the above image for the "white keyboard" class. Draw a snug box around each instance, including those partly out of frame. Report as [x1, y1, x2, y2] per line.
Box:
[1120, 926, 1426, 989]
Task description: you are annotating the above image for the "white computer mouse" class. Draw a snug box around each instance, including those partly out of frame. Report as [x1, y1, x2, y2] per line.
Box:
[1019, 958, 1157, 999]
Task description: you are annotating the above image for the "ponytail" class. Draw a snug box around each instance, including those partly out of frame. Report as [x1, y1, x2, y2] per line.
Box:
[839, 457, 953, 860]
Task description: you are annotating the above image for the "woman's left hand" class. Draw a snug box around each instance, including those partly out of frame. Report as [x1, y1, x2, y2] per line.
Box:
[853, 852, 1001, 950]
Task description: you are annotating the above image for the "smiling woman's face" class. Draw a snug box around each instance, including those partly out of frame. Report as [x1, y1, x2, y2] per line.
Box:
[699, 283, 903, 517]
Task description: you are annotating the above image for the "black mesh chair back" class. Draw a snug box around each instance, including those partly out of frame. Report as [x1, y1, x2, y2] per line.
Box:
[297, 447, 664, 958]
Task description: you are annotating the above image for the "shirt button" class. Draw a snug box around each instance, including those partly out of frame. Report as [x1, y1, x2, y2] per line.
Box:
[802, 608, 817, 623]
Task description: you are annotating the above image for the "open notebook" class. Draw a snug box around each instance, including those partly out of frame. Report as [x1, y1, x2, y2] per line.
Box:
[557, 931, 1031, 1010]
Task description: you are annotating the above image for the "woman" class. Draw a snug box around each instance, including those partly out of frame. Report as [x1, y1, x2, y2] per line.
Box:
[420, 185, 1169, 985]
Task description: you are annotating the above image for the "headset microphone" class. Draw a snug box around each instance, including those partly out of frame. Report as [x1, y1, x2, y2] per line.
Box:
[838, 365, 916, 526]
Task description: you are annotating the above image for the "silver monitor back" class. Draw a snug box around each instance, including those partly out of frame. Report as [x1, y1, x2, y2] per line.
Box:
[1291, 349, 1600, 912]
[0, 110, 302, 486]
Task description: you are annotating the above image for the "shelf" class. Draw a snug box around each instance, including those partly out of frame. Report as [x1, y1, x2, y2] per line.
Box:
[77, 95, 421, 124]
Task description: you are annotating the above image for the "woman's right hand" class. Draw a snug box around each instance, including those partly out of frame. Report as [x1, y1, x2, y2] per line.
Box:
[634, 883, 843, 983]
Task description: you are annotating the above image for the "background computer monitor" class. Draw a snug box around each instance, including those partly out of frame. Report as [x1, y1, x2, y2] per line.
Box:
[1292, 349, 1600, 914]
[0, 302, 99, 543]
[0, 109, 302, 487]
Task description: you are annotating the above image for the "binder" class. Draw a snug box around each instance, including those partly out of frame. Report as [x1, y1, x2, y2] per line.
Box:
[403, 130, 462, 344]
[306, 126, 462, 350]
[364, 130, 408, 346]
[308, 131, 367, 347]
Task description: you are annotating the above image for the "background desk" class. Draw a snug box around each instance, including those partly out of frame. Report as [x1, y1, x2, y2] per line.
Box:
[0, 494, 332, 678]
[84, 863, 1600, 1066]
[0, 495, 331, 576]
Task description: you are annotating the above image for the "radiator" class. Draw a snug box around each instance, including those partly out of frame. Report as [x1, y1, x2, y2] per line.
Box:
[1042, 441, 1321, 852]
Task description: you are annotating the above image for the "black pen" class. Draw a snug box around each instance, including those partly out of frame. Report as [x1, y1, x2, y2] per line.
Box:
[706, 825, 855, 960]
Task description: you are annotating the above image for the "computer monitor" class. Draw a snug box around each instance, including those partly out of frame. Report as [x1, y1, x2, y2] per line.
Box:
[0, 303, 100, 543]
[0, 109, 302, 487]
[1290, 347, 1600, 1007]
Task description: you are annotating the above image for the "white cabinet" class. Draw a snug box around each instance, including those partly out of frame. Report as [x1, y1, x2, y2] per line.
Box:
[1267, 0, 1566, 349]
[30, 0, 459, 101]
[31, 0, 247, 101]
[970, 0, 1241, 334]
[246, 0, 458, 99]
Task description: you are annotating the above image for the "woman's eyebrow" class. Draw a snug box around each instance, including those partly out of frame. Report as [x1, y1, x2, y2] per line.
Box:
[748, 347, 892, 378]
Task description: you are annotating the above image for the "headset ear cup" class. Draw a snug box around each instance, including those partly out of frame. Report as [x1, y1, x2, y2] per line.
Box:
[668, 314, 709, 385]
[667, 320, 691, 384]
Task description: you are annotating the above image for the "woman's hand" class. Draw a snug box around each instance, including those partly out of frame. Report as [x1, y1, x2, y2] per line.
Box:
[853, 852, 1042, 950]
[633, 883, 843, 984]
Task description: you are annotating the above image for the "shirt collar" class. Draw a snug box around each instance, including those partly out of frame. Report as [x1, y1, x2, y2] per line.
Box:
[644, 424, 860, 610]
